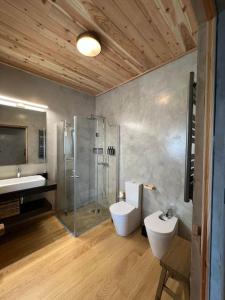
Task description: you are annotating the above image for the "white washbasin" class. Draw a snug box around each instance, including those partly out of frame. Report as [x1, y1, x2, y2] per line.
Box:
[0, 175, 46, 194]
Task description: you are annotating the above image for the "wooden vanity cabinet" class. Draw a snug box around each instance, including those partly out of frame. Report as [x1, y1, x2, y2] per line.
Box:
[0, 199, 20, 219]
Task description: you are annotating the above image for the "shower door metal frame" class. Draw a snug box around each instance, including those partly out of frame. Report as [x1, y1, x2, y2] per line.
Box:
[96, 116, 107, 205]
[73, 116, 79, 236]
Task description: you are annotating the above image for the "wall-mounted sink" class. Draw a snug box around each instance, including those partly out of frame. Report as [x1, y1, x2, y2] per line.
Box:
[0, 175, 46, 194]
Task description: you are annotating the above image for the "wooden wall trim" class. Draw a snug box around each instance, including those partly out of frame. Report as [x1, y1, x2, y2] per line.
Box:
[191, 23, 206, 300]
[191, 18, 216, 300]
[200, 17, 216, 300]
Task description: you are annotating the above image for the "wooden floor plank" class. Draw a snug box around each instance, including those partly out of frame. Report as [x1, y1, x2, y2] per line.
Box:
[0, 216, 186, 299]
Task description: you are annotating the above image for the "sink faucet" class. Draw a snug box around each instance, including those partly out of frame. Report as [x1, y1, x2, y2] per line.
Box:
[16, 167, 21, 178]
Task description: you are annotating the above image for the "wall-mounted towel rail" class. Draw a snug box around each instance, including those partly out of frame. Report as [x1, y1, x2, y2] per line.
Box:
[184, 72, 196, 202]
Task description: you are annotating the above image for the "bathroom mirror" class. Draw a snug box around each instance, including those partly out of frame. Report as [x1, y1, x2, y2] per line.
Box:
[0, 105, 47, 166]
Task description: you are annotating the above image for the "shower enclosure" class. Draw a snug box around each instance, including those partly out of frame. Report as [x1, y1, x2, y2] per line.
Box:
[56, 115, 119, 236]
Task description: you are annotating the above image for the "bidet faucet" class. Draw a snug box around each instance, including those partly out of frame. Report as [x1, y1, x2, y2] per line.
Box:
[163, 208, 173, 219]
[16, 167, 21, 178]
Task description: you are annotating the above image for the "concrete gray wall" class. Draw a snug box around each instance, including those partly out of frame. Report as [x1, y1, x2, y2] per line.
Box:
[0, 63, 95, 181]
[96, 52, 197, 239]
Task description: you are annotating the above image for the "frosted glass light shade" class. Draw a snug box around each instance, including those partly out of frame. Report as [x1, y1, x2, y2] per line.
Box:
[76, 32, 101, 57]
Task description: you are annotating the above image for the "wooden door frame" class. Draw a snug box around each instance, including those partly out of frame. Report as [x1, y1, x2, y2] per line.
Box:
[199, 19, 216, 300]
[191, 18, 216, 300]
[190, 1, 225, 299]
[190, 1, 217, 299]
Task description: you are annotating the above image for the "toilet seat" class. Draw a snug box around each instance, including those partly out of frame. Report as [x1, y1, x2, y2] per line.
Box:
[110, 201, 134, 215]
[144, 210, 177, 236]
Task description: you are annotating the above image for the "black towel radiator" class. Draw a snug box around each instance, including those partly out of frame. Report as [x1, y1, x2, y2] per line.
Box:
[184, 72, 196, 202]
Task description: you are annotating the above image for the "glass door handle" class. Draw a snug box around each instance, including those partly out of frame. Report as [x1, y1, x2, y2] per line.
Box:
[71, 169, 79, 178]
[70, 175, 80, 178]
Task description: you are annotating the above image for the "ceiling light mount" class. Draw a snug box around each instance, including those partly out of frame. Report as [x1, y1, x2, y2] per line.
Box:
[76, 32, 101, 57]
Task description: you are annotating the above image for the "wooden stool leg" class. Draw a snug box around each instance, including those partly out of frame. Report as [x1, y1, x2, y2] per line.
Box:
[155, 267, 167, 300]
[183, 281, 190, 300]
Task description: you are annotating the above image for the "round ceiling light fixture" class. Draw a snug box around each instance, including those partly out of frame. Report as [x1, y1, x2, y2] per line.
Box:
[76, 32, 101, 57]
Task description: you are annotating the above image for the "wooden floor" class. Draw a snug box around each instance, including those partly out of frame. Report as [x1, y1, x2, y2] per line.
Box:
[0, 216, 185, 300]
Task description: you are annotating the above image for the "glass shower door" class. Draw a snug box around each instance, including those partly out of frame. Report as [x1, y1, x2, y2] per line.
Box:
[73, 116, 111, 236]
[56, 120, 76, 234]
[73, 116, 93, 235]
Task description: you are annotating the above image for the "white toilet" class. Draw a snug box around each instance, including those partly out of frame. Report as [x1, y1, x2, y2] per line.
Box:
[144, 210, 178, 259]
[110, 181, 142, 236]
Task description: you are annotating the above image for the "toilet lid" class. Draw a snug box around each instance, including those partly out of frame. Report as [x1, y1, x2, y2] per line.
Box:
[110, 201, 134, 215]
[144, 210, 178, 235]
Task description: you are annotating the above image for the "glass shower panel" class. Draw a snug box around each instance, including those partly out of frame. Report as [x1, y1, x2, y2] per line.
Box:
[56, 121, 75, 233]
[95, 119, 120, 208]
[74, 116, 95, 208]
[105, 123, 120, 206]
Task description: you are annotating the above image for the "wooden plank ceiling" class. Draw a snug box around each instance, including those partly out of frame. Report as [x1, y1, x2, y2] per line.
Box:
[0, 0, 198, 95]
